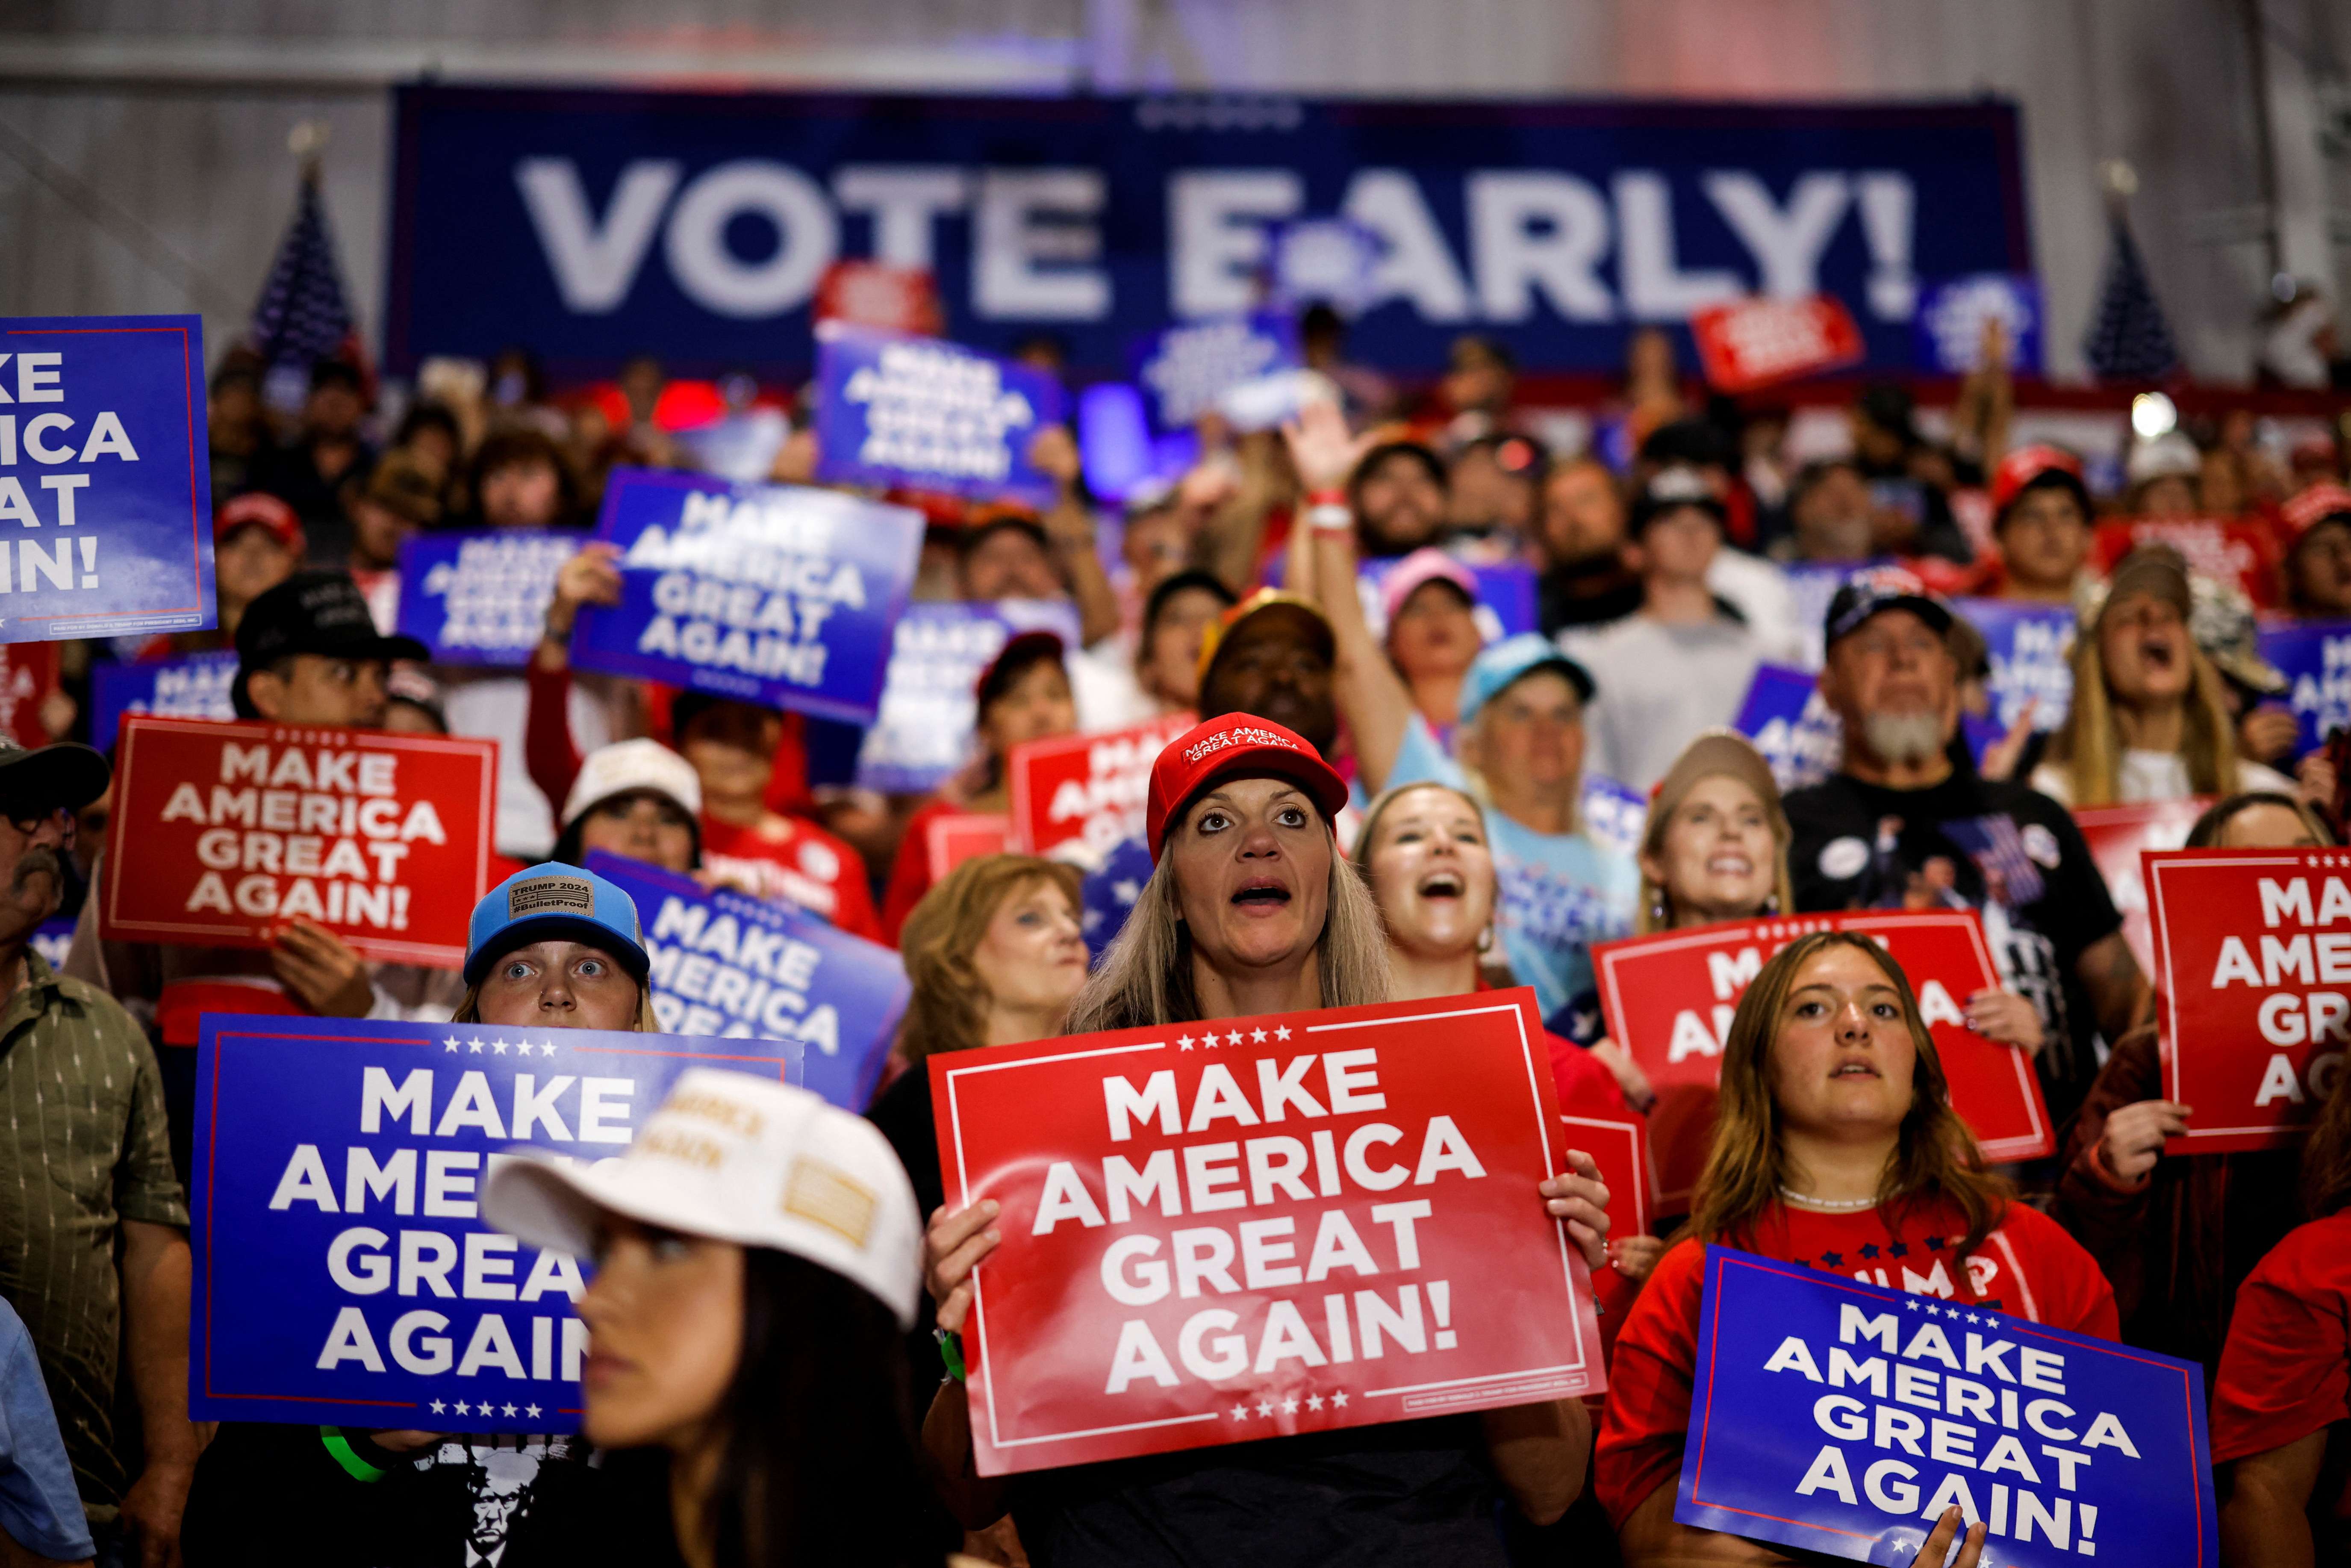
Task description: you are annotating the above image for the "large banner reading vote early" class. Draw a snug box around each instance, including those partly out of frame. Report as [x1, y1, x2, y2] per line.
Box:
[1593, 912, 2051, 1209]
[1677, 1247, 2213, 1566]
[571, 468, 923, 724]
[2145, 847, 2351, 1154]
[100, 716, 498, 969]
[189, 1014, 800, 1431]
[0, 315, 214, 640]
[930, 988, 1603, 1477]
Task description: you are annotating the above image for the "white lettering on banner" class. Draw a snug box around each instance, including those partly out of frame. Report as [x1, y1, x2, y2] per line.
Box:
[0, 354, 143, 595]
[840, 340, 1040, 483]
[619, 490, 873, 690]
[420, 534, 576, 654]
[512, 158, 1921, 329]
[2201, 873, 2351, 1113]
[1761, 1297, 2137, 1547]
[173, 743, 440, 931]
[642, 893, 843, 1052]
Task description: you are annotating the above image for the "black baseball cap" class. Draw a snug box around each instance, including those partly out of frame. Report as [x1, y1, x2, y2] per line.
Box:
[233, 570, 430, 718]
[1629, 466, 1728, 536]
[1823, 566, 1954, 649]
[0, 737, 109, 814]
[1142, 569, 1238, 641]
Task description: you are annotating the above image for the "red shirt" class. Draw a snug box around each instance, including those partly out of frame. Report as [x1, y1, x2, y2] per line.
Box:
[2211, 1209, 2351, 1464]
[1595, 1196, 2118, 1530]
[699, 813, 882, 943]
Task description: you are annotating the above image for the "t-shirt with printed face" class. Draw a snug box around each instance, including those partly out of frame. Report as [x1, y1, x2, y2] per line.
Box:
[1594, 1196, 2118, 1531]
[1782, 769, 2124, 1130]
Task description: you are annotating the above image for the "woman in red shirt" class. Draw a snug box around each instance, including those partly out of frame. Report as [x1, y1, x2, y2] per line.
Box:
[2213, 1076, 2351, 1565]
[1597, 930, 2117, 1566]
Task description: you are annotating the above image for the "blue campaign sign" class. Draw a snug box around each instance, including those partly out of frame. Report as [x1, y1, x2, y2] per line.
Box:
[1735, 663, 1842, 792]
[1133, 313, 1299, 430]
[395, 531, 578, 667]
[29, 915, 75, 973]
[570, 468, 923, 724]
[810, 327, 1063, 505]
[1678, 1247, 2213, 1567]
[2257, 618, 2351, 756]
[1581, 775, 1649, 863]
[585, 852, 909, 1111]
[88, 650, 237, 749]
[1951, 597, 2074, 733]
[189, 1013, 801, 1432]
[1912, 274, 2042, 375]
[386, 87, 2029, 378]
[854, 598, 1083, 795]
[0, 315, 214, 640]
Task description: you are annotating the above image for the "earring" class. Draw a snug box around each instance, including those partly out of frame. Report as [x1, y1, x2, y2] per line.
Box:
[1476, 927, 1494, 954]
[1763, 893, 1780, 916]
[1649, 891, 1669, 926]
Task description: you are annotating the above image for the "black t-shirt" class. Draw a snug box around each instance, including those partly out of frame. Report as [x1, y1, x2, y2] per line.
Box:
[1783, 769, 2124, 1129]
[1010, 1417, 1508, 1568]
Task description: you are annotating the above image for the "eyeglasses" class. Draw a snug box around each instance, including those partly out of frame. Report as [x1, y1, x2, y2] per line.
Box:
[0, 805, 67, 836]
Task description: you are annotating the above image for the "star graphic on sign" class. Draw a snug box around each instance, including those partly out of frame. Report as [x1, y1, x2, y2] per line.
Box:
[1306, 1393, 1324, 1411]
[454, 1400, 471, 1416]
[492, 1038, 510, 1055]
[1965, 1313, 1981, 1324]
[1281, 1397, 1299, 1414]
[429, 1399, 447, 1414]
[1252, 1027, 1267, 1043]
[540, 1040, 559, 1056]
[468, 1038, 484, 1053]
[1274, 1025, 1291, 1040]
[1903, 1298, 1920, 1310]
[1231, 1403, 1251, 1420]
[1256, 1400, 1275, 1417]
[1112, 879, 1141, 905]
[1227, 1031, 1243, 1046]
[1177, 1034, 1194, 1050]
[526, 1404, 542, 1419]
[503, 1403, 519, 1418]
[1331, 1390, 1349, 1408]
[443, 1037, 461, 1053]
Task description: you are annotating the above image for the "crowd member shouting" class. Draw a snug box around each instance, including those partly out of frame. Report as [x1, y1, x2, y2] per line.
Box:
[2032, 546, 2294, 806]
[1596, 932, 2115, 1566]
[0, 737, 197, 1568]
[1352, 780, 1654, 1291]
[2211, 1063, 2351, 1566]
[920, 716, 1613, 1564]
[1786, 569, 2143, 1134]
[2052, 791, 2331, 1379]
[527, 548, 878, 938]
[881, 631, 1078, 943]
[186, 864, 717, 1567]
[1985, 445, 2093, 604]
[67, 572, 454, 1176]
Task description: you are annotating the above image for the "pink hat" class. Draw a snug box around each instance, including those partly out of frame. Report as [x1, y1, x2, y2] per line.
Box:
[1379, 548, 1479, 632]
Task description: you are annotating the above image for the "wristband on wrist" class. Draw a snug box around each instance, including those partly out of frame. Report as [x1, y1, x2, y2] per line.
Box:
[1305, 502, 1354, 534]
[1304, 488, 1347, 507]
[935, 1327, 967, 1381]
[320, 1427, 390, 1483]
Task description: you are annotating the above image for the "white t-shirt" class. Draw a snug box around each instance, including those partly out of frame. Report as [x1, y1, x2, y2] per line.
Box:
[2030, 749, 2296, 806]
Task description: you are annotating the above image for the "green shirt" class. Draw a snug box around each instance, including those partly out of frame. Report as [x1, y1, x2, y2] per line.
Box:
[0, 948, 187, 1518]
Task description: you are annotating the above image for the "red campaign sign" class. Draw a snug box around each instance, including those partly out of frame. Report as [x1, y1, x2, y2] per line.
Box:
[1593, 911, 2053, 1210]
[1560, 1113, 1647, 1241]
[2074, 798, 2213, 977]
[100, 716, 498, 968]
[2092, 516, 2284, 608]
[1008, 713, 1196, 861]
[813, 261, 943, 336]
[925, 812, 1011, 884]
[2145, 847, 2351, 1154]
[0, 643, 59, 748]
[1687, 295, 1864, 394]
[930, 989, 1603, 1476]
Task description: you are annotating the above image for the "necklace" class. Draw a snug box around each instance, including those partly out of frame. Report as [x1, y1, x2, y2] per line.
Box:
[1778, 1185, 1878, 1211]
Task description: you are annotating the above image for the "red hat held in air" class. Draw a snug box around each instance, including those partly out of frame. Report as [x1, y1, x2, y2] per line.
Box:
[1145, 713, 1349, 862]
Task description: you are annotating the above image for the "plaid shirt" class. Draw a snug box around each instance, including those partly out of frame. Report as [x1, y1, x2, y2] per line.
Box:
[0, 948, 186, 1520]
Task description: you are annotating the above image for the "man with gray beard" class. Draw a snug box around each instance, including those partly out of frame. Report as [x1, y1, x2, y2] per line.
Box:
[0, 737, 198, 1565]
[1784, 569, 2146, 1135]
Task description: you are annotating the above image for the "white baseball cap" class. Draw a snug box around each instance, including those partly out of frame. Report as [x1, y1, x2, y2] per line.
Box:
[560, 738, 703, 831]
[481, 1068, 924, 1330]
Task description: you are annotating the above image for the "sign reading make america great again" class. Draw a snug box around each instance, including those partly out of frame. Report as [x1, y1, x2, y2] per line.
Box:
[189, 1013, 801, 1432]
[932, 988, 1602, 1476]
[1679, 1248, 2212, 1567]
[100, 716, 498, 969]
[386, 87, 2028, 377]
[570, 469, 923, 725]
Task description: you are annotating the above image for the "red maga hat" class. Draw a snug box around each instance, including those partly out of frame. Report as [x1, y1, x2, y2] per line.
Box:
[1989, 443, 2084, 514]
[1145, 713, 1349, 862]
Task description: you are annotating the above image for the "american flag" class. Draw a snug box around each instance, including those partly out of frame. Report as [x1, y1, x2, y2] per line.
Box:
[247, 165, 364, 378]
[2080, 209, 2179, 382]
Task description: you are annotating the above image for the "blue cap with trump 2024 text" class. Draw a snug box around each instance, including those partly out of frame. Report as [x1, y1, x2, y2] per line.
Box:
[464, 861, 650, 987]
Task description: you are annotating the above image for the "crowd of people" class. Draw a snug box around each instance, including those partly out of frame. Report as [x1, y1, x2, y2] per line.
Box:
[2, 315, 2351, 1568]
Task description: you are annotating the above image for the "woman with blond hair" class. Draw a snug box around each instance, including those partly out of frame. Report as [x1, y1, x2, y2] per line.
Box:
[919, 714, 1616, 1568]
[2032, 546, 2293, 806]
[1596, 931, 2117, 1567]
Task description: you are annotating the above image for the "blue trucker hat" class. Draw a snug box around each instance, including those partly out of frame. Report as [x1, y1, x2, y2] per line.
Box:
[464, 862, 650, 987]
[1456, 633, 1596, 728]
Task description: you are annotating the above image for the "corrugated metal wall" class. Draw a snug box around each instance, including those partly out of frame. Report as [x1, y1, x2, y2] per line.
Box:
[1, 0, 2342, 381]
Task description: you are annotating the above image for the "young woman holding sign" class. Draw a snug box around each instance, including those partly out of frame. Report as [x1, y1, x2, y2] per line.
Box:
[918, 713, 1615, 1568]
[1594, 931, 2116, 1566]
